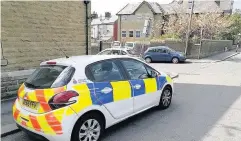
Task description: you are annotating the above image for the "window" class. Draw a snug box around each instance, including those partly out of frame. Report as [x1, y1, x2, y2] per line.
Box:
[98, 50, 112, 55]
[122, 31, 126, 37]
[89, 61, 124, 82]
[121, 51, 127, 55]
[24, 65, 74, 89]
[112, 50, 121, 55]
[121, 59, 149, 80]
[136, 31, 141, 38]
[145, 65, 160, 77]
[148, 48, 157, 52]
[129, 31, 134, 37]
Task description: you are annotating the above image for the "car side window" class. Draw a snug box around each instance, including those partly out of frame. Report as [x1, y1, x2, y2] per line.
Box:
[148, 49, 156, 52]
[112, 50, 120, 55]
[121, 51, 127, 55]
[98, 50, 112, 55]
[121, 59, 149, 80]
[145, 65, 160, 77]
[89, 60, 124, 82]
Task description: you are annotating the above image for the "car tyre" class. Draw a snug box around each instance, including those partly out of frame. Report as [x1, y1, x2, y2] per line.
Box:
[71, 113, 104, 141]
[157, 86, 172, 110]
[172, 57, 179, 64]
[145, 57, 152, 63]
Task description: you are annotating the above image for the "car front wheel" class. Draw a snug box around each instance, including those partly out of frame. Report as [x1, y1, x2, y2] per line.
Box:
[157, 86, 172, 110]
[72, 113, 104, 141]
[172, 57, 179, 64]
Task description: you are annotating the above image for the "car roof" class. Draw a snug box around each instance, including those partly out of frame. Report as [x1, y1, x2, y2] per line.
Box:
[148, 46, 169, 50]
[104, 48, 128, 51]
[40, 55, 135, 68]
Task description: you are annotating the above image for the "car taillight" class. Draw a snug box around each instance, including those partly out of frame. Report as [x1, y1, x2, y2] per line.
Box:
[49, 91, 79, 109]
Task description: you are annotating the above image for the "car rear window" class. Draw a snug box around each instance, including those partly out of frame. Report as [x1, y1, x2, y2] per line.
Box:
[24, 65, 75, 89]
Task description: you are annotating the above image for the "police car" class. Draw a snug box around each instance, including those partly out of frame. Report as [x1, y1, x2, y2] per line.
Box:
[13, 55, 174, 141]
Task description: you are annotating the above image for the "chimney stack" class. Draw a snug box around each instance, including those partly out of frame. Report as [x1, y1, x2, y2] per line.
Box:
[105, 12, 111, 19]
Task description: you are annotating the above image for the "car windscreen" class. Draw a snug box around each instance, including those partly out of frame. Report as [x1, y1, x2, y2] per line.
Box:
[126, 49, 135, 55]
[24, 65, 74, 89]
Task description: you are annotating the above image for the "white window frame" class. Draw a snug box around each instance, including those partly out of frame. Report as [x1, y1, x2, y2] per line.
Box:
[122, 31, 127, 37]
[136, 30, 141, 38]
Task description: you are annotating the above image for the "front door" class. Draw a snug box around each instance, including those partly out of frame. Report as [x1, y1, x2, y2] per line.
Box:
[120, 59, 159, 112]
[88, 60, 133, 119]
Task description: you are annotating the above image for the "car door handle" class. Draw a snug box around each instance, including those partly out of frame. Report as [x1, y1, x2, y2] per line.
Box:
[133, 84, 141, 90]
[101, 87, 113, 94]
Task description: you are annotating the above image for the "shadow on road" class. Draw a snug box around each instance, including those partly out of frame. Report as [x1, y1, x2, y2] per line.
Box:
[103, 83, 241, 141]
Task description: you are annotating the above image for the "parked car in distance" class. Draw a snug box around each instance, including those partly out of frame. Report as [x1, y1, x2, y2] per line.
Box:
[111, 41, 121, 48]
[97, 48, 134, 56]
[144, 46, 186, 63]
[124, 42, 136, 49]
[97, 48, 145, 62]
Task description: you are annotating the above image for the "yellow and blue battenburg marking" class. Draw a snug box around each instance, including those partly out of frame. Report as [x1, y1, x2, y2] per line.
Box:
[73, 75, 169, 105]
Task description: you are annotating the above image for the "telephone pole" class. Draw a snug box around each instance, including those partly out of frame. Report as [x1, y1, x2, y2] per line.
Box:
[185, 0, 194, 55]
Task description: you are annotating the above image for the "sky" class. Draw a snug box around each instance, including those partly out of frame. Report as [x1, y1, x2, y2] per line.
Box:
[91, 0, 241, 15]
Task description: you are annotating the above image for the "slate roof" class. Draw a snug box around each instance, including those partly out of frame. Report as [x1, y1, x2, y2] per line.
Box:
[116, 0, 233, 15]
[116, 1, 163, 15]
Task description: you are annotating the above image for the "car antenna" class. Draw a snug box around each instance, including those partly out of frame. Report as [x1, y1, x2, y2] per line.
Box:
[53, 40, 69, 58]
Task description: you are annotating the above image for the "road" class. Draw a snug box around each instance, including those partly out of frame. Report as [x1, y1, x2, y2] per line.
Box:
[2, 53, 241, 141]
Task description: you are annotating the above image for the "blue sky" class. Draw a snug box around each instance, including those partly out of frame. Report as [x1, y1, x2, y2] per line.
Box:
[91, 0, 241, 15]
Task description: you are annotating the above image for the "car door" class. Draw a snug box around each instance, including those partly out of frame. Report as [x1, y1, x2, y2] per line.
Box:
[119, 59, 160, 112]
[162, 48, 172, 61]
[88, 59, 133, 119]
[147, 48, 160, 61]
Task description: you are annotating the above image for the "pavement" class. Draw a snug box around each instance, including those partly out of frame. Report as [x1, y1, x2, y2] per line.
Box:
[187, 49, 240, 63]
[1, 51, 241, 141]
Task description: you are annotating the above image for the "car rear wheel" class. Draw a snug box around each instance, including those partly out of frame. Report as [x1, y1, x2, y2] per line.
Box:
[157, 86, 172, 110]
[172, 57, 179, 64]
[145, 57, 152, 63]
[72, 113, 104, 141]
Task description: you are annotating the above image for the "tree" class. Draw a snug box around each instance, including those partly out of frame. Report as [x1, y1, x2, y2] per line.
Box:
[164, 12, 232, 40]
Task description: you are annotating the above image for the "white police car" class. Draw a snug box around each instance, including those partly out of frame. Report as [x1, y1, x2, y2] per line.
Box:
[13, 55, 174, 141]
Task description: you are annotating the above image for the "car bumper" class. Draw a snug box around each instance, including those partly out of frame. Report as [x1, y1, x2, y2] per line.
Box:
[13, 99, 79, 141]
[179, 57, 186, 62]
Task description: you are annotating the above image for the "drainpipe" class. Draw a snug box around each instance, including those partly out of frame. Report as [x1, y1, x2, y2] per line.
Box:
[84, 0, 90, 55]
[119, 15, 122, 43]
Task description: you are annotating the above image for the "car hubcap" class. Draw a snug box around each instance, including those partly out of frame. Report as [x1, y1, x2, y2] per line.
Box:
[173, 58, 178, 63]
[79, 119, 101, 141]
[162, 89, 171, 107]
[145, 58, 151, 63]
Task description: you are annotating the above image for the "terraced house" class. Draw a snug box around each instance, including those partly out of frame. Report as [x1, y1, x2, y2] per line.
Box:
[116, 0, 234, 42]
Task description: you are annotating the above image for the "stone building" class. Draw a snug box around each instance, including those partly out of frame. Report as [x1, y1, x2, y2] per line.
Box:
[1, 1, 91, 72]
[116, 0, 234, 42]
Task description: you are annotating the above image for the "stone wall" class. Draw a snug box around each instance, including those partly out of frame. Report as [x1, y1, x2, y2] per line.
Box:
[1, 69, 34, 99]
[199, 39, 233, 58]
[1, 1, 91, 72]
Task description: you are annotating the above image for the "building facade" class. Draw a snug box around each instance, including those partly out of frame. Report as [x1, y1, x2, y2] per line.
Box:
[116, 0, 234, 42]
[1, 1, 91, 72]
[91, 14, 118, 42]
